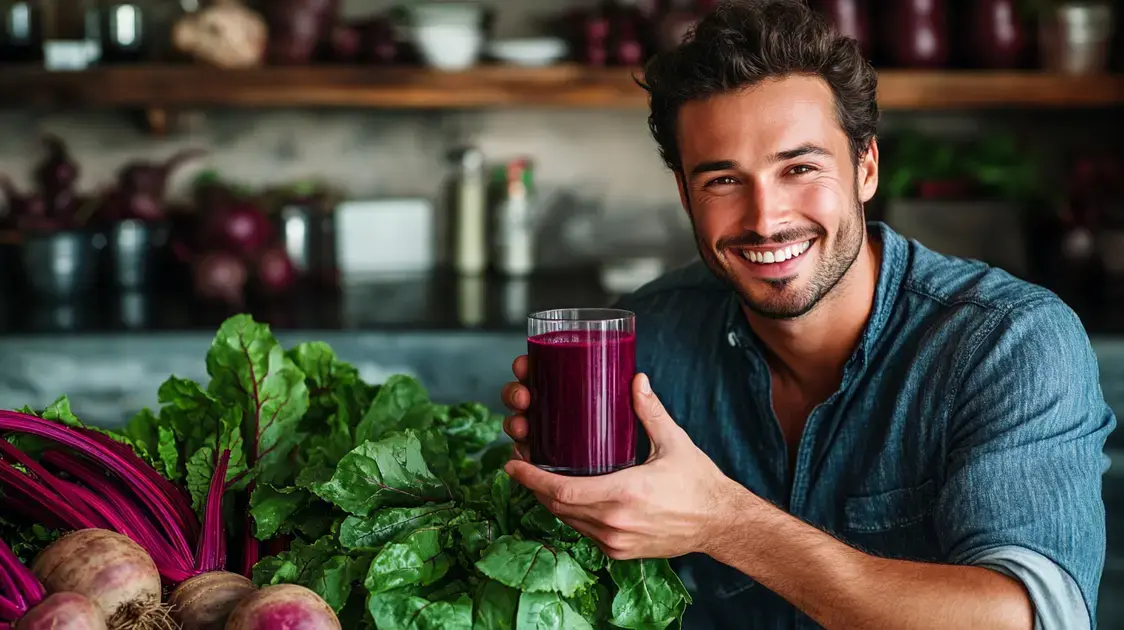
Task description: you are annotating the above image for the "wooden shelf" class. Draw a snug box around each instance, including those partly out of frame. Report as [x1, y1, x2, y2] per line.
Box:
[0, 64, 1122, 110]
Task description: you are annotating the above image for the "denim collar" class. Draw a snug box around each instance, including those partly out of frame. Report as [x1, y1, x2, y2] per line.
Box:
[724, 221, 908, 382]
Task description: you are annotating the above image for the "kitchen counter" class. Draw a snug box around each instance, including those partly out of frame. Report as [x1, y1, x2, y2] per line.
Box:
[3, 267, 1124, 337]
[0, 269, 614, 335]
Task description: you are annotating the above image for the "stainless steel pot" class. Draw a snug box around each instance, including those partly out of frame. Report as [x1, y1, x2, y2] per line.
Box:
[1040, 2, 1115, 74]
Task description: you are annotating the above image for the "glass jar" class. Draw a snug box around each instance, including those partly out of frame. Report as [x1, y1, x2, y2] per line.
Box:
[0, 0, 44, 62]
[92, 0, 164, 62]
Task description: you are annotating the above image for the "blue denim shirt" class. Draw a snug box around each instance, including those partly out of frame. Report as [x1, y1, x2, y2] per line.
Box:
[616, 222, 1114, 630]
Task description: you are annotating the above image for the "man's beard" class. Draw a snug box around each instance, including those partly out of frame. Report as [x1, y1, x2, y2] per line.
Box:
[692, 193, 866, 320]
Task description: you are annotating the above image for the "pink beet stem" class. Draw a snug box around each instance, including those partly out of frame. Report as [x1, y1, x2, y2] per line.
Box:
[194, 450, 231, 574]
[44, 450, 195, 577]
[0, 413, 198, 555]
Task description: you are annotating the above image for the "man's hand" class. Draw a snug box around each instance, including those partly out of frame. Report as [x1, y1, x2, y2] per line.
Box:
[501, 357, 736, 560]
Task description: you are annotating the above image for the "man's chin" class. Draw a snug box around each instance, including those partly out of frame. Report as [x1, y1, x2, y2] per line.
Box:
[737, 283, 817, 320]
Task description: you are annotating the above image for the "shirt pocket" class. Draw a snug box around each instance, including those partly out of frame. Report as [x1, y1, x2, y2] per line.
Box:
[842, 479, 941, 561]
[844, 479, 936, 533]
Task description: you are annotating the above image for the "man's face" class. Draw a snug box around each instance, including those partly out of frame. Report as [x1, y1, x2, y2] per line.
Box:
[675, 75, 878, 319]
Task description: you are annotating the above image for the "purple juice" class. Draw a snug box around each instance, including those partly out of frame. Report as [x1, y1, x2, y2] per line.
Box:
[527, 329, 637, 476]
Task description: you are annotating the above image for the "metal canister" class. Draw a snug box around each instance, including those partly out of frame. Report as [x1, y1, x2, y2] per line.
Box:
[279, 202, 337, 287]
[449, 147, 488, 276]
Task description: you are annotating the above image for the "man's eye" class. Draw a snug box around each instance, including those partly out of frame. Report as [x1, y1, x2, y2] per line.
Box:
[788, 165, 815, 176]
[706, 176, 739, 187]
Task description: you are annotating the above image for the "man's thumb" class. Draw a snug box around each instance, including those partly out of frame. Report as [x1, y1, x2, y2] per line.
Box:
[633, 373, 682, 452]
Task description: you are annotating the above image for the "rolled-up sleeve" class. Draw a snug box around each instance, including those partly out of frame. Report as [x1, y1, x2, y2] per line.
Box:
[937, 296, 1115, 629]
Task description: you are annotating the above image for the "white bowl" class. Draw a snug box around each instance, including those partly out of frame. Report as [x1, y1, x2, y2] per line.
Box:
[488, 38, 569, 67]
[413, 24, 482, 71]
[411, 3, 484, 28]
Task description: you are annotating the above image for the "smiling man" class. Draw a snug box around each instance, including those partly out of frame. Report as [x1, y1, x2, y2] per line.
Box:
[499, 1, 1115, 629]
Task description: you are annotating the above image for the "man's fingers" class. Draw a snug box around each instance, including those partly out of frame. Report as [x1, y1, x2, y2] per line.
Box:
[505, 460, 621, 507]
[633, 373, 686, 454]
[502, 382, 531, 413]
[503, 414, 529, 441]
[512, 355, 529, 382]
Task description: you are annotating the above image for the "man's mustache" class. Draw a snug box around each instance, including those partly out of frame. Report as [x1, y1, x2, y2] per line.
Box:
[717, 226, 826, 249]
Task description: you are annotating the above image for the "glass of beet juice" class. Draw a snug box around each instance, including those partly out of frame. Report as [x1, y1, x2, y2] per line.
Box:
[526, 308, 637, 476]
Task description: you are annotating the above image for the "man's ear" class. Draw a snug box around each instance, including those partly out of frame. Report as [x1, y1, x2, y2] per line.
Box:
[857, 138, 879, 203]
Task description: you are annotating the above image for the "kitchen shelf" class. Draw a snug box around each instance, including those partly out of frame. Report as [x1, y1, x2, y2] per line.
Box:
[0, 64, 1122, 110]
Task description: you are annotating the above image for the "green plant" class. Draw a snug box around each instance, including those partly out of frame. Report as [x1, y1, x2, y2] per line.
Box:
[881, 130, 1053, 206]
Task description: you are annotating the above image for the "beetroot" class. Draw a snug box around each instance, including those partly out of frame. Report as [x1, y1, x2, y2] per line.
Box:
[225, 585, 339, 630]
[15, 592, 108, 630]
[254, 247, 297, 294]
[202, 203, 274, 258]
[0, 534, 108, 630]
[31, 529, 170, 629]
[167, 572, 257, 630]
[194, 252, 248, 305]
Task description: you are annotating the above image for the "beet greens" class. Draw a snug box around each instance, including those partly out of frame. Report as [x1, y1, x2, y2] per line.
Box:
[0, 314, 692, 629]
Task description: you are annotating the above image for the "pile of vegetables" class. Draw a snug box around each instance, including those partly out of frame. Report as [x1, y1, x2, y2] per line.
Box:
[0, 534, 108, 629]
[0, 314, 692, 629]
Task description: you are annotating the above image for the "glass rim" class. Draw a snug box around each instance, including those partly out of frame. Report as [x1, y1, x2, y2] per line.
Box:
[527, 308, 635, 323]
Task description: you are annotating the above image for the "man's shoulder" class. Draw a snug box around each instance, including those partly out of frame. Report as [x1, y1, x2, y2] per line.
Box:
[902, 238, 1065, 322]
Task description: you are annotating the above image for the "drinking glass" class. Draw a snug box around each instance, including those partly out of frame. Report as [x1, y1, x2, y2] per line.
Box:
[526, 308, 637, 476]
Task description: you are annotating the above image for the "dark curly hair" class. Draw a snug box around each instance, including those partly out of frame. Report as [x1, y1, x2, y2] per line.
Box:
[639, 0, 879, 172]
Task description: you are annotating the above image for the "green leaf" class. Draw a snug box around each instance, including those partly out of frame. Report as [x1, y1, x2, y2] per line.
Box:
[490, 470, 512, 534]
[476, 536, 596, 598]
[0, 517, 59, 565]
[250, 536, 369, 613]
[119, 408, 180, 480]
[355, 375, 430, 445]
[438, 402, 504, 455]
[473, 579, 519, 630]
[339, 503, 459, 550]
[367, 591, 472, 630]
[183, 412, 247, 513]
[455, 520, 498, 564]
[564, 582, 611, 628]
[515, 591, 594, 630]
[480, 443, 514, 473]
[364, 528, 452, 594]
[519, 505, 581, 542]
[250, 485, 311, 539]
[205, 314, 310, 485]
[608, 559, 692, 630]
[555, 538, 606, 574]
[307, 431, 450, 516]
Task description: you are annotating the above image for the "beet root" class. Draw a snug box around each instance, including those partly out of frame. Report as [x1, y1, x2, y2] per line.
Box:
[31, 529, 172, 630]
[167, 571, 257, 630]
[225, 584, 340, 630]
[16, 592, 108, 630]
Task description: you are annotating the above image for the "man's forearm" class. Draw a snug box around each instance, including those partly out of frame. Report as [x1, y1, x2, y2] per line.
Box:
[702, 483, 1034, 630]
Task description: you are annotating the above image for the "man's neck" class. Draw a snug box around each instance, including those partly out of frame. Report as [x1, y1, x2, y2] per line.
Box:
[744, 232, 883, 396]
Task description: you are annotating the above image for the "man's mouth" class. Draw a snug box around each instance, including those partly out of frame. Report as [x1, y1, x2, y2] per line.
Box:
[738, 239, 814, 265]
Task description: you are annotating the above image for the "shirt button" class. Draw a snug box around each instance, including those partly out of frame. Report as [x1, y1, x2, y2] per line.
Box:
[727, 332, 738, 347]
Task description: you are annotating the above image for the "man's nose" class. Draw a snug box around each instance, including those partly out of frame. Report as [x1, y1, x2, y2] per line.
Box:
[741, 179, 793, 237]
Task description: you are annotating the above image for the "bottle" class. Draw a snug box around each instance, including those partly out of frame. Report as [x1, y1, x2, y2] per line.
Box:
[0, 0, 44, 62]
[95, 0, 147, 62]
[491, 159, 536, 278]
[449, 147, 488, 276]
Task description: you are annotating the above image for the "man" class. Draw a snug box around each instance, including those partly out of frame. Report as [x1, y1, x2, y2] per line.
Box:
[499, 1, 1114, 629]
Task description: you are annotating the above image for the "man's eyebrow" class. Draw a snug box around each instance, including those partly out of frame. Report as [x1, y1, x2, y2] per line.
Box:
[771, 144, 830, 162]
[689, 160, 738, 177]
[688, 145, 831, 176]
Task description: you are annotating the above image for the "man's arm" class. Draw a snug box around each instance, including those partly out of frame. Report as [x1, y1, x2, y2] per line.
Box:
[703, 481, 1033, 630]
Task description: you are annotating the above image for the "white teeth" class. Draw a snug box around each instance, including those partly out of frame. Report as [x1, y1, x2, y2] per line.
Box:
[741, 239, 813, 265]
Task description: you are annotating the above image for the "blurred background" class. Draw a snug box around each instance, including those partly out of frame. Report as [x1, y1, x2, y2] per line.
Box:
[0, 0, 1122, 622]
